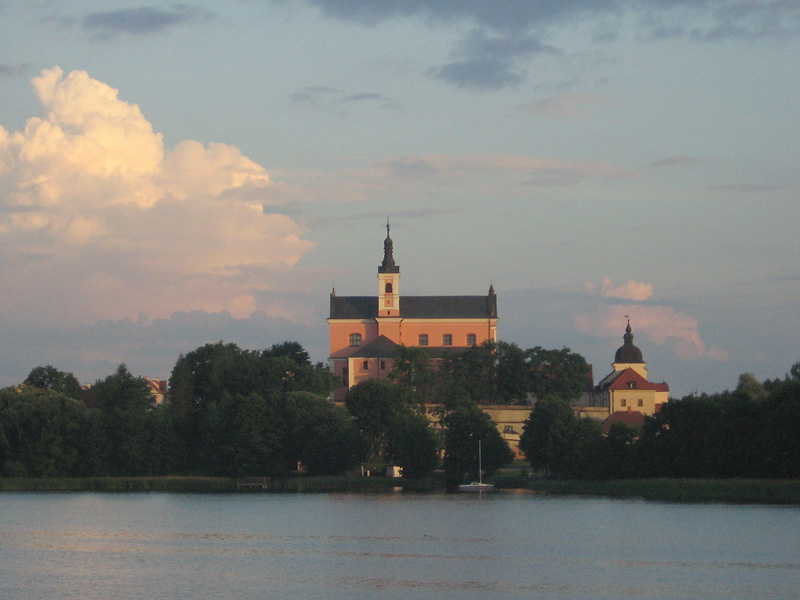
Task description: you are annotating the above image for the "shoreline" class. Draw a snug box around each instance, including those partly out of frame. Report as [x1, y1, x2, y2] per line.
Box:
[2, 475, 800, 505]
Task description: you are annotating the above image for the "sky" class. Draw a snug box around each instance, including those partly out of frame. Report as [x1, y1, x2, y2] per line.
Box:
[1, 0, 799, 397]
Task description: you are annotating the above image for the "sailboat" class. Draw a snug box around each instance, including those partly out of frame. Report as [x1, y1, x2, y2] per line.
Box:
[458, 440, 494, 492]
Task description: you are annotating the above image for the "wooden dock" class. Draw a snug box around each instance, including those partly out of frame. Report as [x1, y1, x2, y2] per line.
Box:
[237, 477, 270, 491]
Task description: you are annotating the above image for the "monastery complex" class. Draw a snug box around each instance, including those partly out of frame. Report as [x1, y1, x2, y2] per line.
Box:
[327, 224, 670, 446]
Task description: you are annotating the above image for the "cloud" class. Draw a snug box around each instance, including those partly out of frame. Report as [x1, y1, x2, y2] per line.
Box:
[0, 63, 29, 77]
[577, 278, 727, 361]
[689, 1, 800, 41]
[262, 153, 637, 209]
[0, 309, 330, 387]
[600, 277, 653, 301]
[645, 155, 705, 168]
[516, 93, 606, 120]
[82, 5, 214, 38]
[431, 29, 560, 90]
[0, 67, 315, 324]
[377, 154, 637, 187]
[290, 86, 400, 112]
[705, 183, 784, 194]
[304, 0, 613, 32]
[299, 1, 800, 89]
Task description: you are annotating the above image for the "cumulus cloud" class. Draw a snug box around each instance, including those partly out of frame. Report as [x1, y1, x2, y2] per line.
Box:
[577, 278, 727, 361]
[600, 277, 653, 301]
[0, 67, 314, 324]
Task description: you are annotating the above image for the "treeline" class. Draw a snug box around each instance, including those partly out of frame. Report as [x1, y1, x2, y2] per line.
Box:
[0, 340, 520, 483]
[520, 366, 800, 479]
[390, 342, 591, 405]
[0, 342, 367, 479]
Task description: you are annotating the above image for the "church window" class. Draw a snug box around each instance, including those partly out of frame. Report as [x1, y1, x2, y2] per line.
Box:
[419, 334, 428, 346]
[385, 282, 393, 293]
[467, 333, 476, 346]
[443, 334, 452, 346]
[349, 333, 362, 347]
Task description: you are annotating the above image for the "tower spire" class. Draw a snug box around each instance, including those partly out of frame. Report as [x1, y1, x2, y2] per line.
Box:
[378, 218, 399, 274]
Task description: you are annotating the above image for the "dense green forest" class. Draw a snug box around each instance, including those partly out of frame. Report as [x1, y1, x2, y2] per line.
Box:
[2, 340, 798, 483]
[520, 366, 800, 479]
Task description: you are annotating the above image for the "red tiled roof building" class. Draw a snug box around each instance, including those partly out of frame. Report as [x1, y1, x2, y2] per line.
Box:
[590, 321, 670, 417]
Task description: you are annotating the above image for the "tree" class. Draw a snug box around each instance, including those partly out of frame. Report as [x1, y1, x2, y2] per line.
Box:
[600, 422, 638, 479]
[345, 379, 420, 457]
[519, 395, 602, 479]
[525, 347, 592, 403]
[263, 341, 311, 365]
[762, 365, 800, 477]
[0, 385, 86, 477]
[91, 364, 169, 476]
[389, 344, 434, 396]
[168, 341, 334, 472]
[344, 379, 439, 476]
[439, 342, 498, 404]
[24, 365, 83, 401]
[284, 392, 367, 475]
[635, 396, 723, 478]
[385, 412, 439, 479]
[441, 401, 513, 485]
[734, 373, 767, 402]
[494, 342, 529, 404]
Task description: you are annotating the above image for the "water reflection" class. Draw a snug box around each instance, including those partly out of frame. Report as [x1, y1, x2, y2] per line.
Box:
[1, 493, 798, 600]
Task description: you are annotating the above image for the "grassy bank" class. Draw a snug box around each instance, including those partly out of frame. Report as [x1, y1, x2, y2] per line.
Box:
[3, 475, 800, 504]
[0, 475, 444, 494]
[495, 476, 800, 504]
[0, 476, 238, 493]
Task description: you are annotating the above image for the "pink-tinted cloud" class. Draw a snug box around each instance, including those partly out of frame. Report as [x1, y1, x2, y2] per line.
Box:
[0, 67, 315, 324]
[576, 280, 728, 362]
[600, 276, 653, 301]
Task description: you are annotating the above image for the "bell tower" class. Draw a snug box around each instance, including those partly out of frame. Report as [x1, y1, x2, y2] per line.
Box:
[378, 219, 400, 317]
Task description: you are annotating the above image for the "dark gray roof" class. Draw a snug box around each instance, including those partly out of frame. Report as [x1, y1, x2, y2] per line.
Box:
[614, 323, 644, 363]
[348, 335, 399, 358]
[330, 294, 497, 320]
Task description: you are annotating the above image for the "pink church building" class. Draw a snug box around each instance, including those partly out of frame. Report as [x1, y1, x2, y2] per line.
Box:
[328, 224, 498, 400]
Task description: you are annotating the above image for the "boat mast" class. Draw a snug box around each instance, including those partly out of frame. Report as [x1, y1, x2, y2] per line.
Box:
[478, 440, 482, 485]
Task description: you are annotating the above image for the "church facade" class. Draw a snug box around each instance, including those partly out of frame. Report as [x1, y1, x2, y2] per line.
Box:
[327, 224, 498, 400]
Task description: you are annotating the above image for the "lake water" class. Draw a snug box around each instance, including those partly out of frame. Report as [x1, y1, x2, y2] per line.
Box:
[1, 491, 798, 600]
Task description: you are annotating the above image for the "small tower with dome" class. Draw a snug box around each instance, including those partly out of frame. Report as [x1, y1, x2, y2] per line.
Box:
[591, 320, 670, 417]
[612, 320, 648, 379]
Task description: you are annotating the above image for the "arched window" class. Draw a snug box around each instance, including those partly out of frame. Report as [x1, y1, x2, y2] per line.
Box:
[349, 333, 362, 347]
[385, 282, 393, 293]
